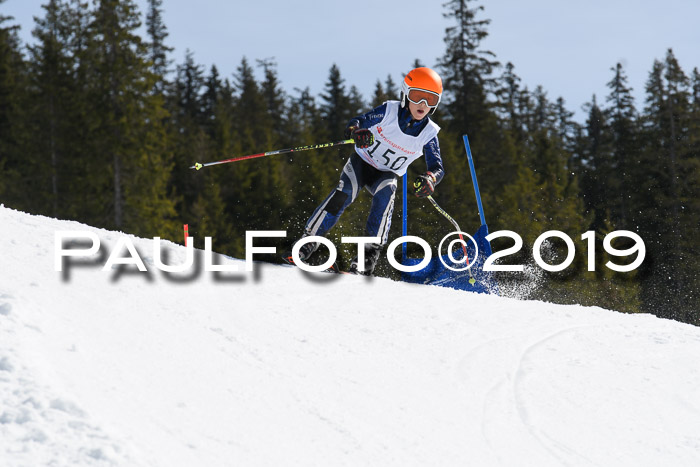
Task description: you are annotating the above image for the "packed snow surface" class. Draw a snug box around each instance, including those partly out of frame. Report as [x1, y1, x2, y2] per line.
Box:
[1, 205, 699, 466]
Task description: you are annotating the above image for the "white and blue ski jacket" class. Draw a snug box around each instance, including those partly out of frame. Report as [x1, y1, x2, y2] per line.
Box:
[348, 101, 444, 184]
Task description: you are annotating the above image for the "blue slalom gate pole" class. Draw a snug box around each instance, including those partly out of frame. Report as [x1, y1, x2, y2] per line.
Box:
[399, 134, 497, 294]
[463, 135, 487, 226]
[402, 173, 408, 263]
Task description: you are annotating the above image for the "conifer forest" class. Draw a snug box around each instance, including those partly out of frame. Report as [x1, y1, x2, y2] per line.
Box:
[1, 0, 698, 325]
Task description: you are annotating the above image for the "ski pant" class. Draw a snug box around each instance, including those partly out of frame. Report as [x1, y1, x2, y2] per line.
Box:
[304, 153, 398, 245]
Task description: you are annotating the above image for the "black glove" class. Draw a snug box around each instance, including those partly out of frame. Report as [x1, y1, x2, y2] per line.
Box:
[413, 172, 437, 198]
[345, 124, 374, 149]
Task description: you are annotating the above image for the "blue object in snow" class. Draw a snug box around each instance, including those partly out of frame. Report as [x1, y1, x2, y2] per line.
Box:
[400, 135, 498, 294]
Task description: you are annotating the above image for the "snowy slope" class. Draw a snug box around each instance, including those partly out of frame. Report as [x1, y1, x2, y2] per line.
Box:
[1, 205, 700, 467]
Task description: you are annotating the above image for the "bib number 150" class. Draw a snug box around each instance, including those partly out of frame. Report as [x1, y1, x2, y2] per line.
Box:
[368, 141, 408, 171]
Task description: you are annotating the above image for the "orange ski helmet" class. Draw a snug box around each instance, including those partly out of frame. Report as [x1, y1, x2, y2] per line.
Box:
[401, 67, 443, 113]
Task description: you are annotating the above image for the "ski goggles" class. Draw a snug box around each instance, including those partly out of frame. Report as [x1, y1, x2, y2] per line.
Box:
[405, 88, 441, 108]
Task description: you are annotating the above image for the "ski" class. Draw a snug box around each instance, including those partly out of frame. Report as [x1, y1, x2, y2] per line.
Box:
[281, 254, 347, 275]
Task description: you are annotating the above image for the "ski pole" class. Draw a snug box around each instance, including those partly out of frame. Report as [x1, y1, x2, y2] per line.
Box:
[190, 139, 355, 170]
[425, 194, 477, 285]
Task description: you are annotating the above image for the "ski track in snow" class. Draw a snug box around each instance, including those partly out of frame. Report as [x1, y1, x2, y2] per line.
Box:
[1, 205, 700, 466]
[0, 293, 139, 466]
[511, 326, 598, 466]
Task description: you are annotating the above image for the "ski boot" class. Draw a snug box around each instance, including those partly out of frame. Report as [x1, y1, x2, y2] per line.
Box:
[282, 235, 320, 266]
[349, 243, 382, 276]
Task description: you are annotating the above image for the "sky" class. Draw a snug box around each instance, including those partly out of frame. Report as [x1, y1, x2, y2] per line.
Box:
[3, 0, 700, 122]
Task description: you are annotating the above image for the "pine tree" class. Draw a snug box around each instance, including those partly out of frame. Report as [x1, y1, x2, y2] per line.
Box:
[256, 58, 287, 145]
[191, 180, 235, 251]
[216, 56, 286, 255]
[232, 57, 269, 152]
[201, 64, 222, 138]
[495, 62, 524, 140]
[580, 95, 614, 232]
[605, 63, 638, 227]
[145, 0, 171, 93]
[313, 64, 356, 239]
[411, 58, 425, 69]
[662, 51, 690, 229]
[491, 63, 544, 245]
[25, 0, 73, 217]
[84, 0, 178, 237]
[0, 5, 25, 205]
[686, 67, 700, 324]
[370, 79, 387, 107]
[319, 63, 352, 139]
[24, 0, 98, 220]
[347, 84, 365, 117]
[692, 67, 700, 111]
[437, 0, 498, 134]
[370, 74, 399, 107]
[635, 51, 699, 323]
[173, 50, 205, 124]
[285, 86, 332, 233]
[288, 86, 322, 146]
[45, 0, 94, 222]
[384, 74, 398, 100]
[256, 58, 293, 228]
[436, 0, 518, 229]
[167, 50, 208, 219]
[631, 59, 667, 314]
[662, 51, 699, 324]
[182, 64, 238, 252]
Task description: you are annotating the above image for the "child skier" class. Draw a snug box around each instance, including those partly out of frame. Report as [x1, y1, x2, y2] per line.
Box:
[285, 66, 445, 275]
